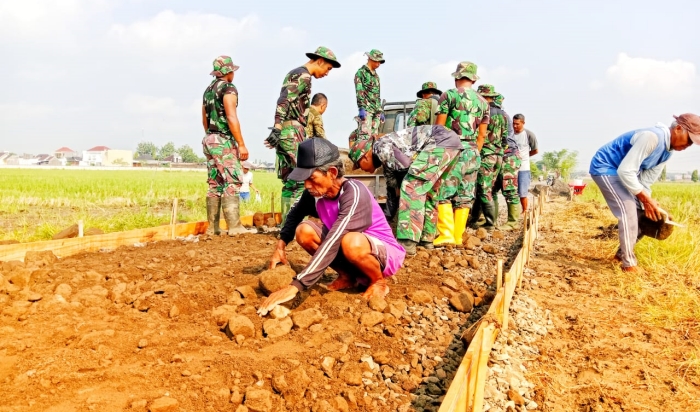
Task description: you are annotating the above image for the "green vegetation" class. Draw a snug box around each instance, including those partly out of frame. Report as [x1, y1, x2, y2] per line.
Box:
[0, 169, 281, 242]
[541, 149, 578, 180]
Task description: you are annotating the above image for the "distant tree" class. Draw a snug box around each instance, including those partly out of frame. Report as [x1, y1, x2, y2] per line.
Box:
[157, 141, 176, 160]
[660, 166, 667, 182]
[530, 162, 543, 179]
[136, 142, 157, 158]
[177, 145, 201, 163]
[541, 149, 578, 180]
[692, 170, 698, 182]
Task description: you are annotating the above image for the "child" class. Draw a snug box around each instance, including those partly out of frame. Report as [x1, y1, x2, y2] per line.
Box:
[240, 161, 260, 202]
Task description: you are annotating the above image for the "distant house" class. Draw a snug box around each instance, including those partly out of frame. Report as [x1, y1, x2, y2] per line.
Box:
[18, 153, 38, 165]
[133, 153, 159, 167]
[81, 146, 133, 167]
[164, 153, 183, 163]
[35, 154, 56, 165]
[0, 152, 11, 165]
[55, 147, 78, 160]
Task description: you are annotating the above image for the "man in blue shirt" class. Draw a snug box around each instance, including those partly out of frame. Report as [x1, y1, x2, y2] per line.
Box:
[589, 113, 700, 272]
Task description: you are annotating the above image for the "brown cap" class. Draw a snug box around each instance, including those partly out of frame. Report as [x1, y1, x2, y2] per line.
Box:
[674, 113, 700, 145]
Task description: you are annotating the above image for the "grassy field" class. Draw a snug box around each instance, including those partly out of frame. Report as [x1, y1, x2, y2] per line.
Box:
[580, 181, 700, 373]
[0, 168, 281, 242]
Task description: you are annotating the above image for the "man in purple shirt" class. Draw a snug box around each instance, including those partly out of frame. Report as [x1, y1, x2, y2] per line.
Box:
[258, 138, 406, 316]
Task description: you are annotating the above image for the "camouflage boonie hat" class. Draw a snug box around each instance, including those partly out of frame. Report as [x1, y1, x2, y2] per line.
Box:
[493, 93, 504, 107]
[451, 61, 479, 81]
[477, 84, 499, 97]
[365, 49, 385, 64]
[306, 46, 341, 68]
[417, 81, 442, 98]
[210, 55, 239, 77]
[348, 137, 373, 169]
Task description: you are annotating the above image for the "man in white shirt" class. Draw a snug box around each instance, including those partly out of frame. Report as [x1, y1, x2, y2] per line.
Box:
[239, 161, 260, 202]
[511, 114, 538, 212]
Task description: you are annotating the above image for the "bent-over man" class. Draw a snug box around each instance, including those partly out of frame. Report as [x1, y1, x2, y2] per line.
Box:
[305, 93, 328, 138]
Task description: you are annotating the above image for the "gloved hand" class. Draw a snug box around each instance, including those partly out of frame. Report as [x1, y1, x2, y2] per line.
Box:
[265, 127, 282, 149]
[358, 108, 367, 121]
[380, 113, 385, 122]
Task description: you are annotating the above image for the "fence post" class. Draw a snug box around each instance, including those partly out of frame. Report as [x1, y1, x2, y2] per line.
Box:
[496, 259, 503, 291]
[78, 220, 84, 238]
[170, 198, 178, 239]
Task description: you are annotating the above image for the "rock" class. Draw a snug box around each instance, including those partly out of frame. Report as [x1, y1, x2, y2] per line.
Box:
[52, 224, 79, 240]
[253, 212, 265, 228]
[169, 305, 180, 318]
[6, 267, 32, 288]
[482, 244, 497, 254]
[271, 374, 288, 393]
[149, 396, 178, 412]
[492, 231, 505, 240]
[212, 305, 239, 328]
[235, 406, 249, 412]
[236, 285, 258, 300]
[266, 218, 276, 227]
[388, 301, 407, 319]
[368, 296, 387, 312]
[84, 227, 104, 236]
[259, 266, 296, 296]
[269, 305, 291, 320]
[526, 401, 539, 410]
[339, 363, 363, 386]
[466, 236, 481, 249]
[291, 308, 323, 329]
[409, 290, 433, 305]
[436, 368, 447, 380]
[467, 256, 481, 269]
[26, 292, 42, 302]
[24, 250, 58, 268]
[131, 400, 147, 409]
[263, 317, 293, 338]
[230, 387, 243, 405]
[427, 383, 443, 395]
[476, 228, 488, 240]
[321, 356, 336, 378]
[449, 293, 474, 313]
[507, 389, 525, 406]
[244, 388, 272, 412]
[373, 351, 391, 365]
[442, 278, 460, 291]
[138, 339, 148, 348]
[359, 311, 384, 327]
[224, 315, 255, 339]
[332, 396, 349, 412]
[336, 331, 354, 344]
[185, 250, 196, 258]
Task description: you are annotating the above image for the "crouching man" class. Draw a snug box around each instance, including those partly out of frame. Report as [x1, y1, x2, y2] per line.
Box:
[257, 138, 406, 316]
[349, 125, 463, 255]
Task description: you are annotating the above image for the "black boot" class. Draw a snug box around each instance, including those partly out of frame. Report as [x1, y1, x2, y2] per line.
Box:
[467, 198, 483, 229]
[205, 197, 221, 235]
[482, 201, 497, 232]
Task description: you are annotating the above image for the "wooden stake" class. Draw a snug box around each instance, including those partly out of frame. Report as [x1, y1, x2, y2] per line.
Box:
[472, 324, 496, 412]
[170, 198, 178, 239]
[497, 259, 503, 291]
[78, 220, 84, 238]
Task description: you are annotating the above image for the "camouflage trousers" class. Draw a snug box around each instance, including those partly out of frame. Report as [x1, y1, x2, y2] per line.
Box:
[356, 112, 382, 141]
[275, 123, 306, 199]
[439, 140, 481, 209]
[477, 152, 501, 203]
[396, 147, 460, 242]
[493, 152, 522, 205]
[202, 133, 242, 198]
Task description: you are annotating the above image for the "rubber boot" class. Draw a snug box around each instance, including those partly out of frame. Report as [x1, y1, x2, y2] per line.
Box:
[481, 201, 497, 232]
[398, 239, 417, 256]
[467, 198, 483, 229]
[453, 207, 470, 246]
[418, 240, 434, 250]
[433, 203, 456, 246]
[222, 196, 255, 236]
[499, 203, 521, 231]
[205, 197, 221, 236]
[280, 197, 292, 227]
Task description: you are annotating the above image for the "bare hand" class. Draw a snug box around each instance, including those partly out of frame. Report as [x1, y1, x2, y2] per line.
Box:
[269, 241, 289, 269]
[257, 285, 298, 316]
[238, 145, 249, 161]
[643, 199, 663, 222]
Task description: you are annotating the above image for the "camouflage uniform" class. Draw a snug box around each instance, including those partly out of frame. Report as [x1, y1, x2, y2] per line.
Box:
[355, 49, 385, 141]
[305, 106, 326, 138]
[407, 82, 442, 127]
[202, 57, 243, 198]
[493, 95, 521, 205]
[348, 126, 462, 243]
[475, 84, 506, 203]
[437, 62, 490, 209]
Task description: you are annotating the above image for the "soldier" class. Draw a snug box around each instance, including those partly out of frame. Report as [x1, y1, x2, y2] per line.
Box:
[355, 49, 385, 142]
[433, 61, 490, 246]
[201, 55, 253, 236]
[407, 82, 442, 127]
[305, 93, 328, 138]
[265, 47, 341, 224]
[349, 125, 463, 255]
[466, 84, 507, 232]
[493, 94, 523, 230]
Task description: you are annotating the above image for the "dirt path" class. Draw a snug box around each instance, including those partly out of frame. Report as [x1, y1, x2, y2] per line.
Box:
[524, 200, 700, 411]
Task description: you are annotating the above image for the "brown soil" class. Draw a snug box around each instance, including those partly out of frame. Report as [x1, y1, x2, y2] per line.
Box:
[0, 228, 518, 412]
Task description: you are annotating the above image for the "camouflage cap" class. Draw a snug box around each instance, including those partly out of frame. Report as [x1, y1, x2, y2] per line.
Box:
[365, 49, 385, 64]
[348, 137, 373, 169]
[306, 46, 341, 68]
[210, 55, 239, 77]
[451, 61, 479, 81]
[417, 81, 442, 98]
[493, 93, 504, 108]
[477, 84, 499, 97]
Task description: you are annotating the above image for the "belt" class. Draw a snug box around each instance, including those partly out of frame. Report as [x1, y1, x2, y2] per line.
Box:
[282, 120, 302, 127]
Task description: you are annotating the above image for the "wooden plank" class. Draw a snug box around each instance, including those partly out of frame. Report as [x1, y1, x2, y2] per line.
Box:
[78, 220, 84, 238]
[496, 259, 503, 291]
[438, 353, 473, 412]
[472, 324, 498, 412]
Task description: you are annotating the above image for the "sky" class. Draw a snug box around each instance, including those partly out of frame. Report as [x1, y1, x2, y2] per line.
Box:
[0, 0, 698, 172]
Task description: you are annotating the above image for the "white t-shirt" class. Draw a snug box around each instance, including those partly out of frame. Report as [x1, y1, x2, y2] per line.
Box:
[240, 171, 253, 193]
[512, 129, 538, 170]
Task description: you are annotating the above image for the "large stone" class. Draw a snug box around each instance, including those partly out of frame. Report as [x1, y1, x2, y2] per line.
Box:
[263, 317, 293, 338]
[466, 236, 481, 249]
[244, 388, 272, 412]
[359, 311, 385, 327]
[409, 290, 433, 305]
[6, 267, 32, 288]
[388, 300, 407, 319]
[338, 363, 363, 386]
[259, 266, 296, 296]
[475, 228, 488, 240]
[367, 296, 388, 312]
[24, 251, 58, 268]
[149, 396, 178, 412]
[482, 244, 497, 254]
[253, 212, 265, 228]
[236, 285, 258, 300]
[449, 293, 474, 313]
[212, 305, 239, 328]
[52, 224, 79, 240]
[291, 308, 323, 329]
[373, 350, 391, 365]
[507, 389, 525, 406]
[224, 315, 255, 339]
[321, 356, 336, 378]
[442, 278, 460, 291]
[108, 283, 127, 303]
[269, 305, 291, 320]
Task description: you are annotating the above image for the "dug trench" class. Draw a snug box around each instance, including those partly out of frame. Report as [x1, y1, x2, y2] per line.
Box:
[0, 221, 524, 412]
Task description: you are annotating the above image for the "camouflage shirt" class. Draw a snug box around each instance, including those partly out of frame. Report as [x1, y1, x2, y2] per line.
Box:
[499, 108, 519, 157]
[437, 88, 490, 143]
[372, 125, 462, 173]
[482, 103, 508, 155]
[275, 66, 312, 126]
[407, 97, 438, 127]
[305, 106, 325, 138]
[354, 65, 382, 114]
[203, 78, 238, 136]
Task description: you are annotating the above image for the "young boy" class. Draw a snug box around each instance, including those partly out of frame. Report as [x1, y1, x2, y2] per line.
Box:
[239, 161, 260, 202]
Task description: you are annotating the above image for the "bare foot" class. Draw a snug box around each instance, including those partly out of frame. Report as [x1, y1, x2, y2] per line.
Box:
[362, 279, 389, 300]
[328, 272, 356, 291]
[621, 266, 638, 273]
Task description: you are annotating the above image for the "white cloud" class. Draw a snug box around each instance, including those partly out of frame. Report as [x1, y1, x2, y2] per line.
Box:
[123, 94, 200, 117]
[0, 0, 112, 40]
[592, 53, 697, 98]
